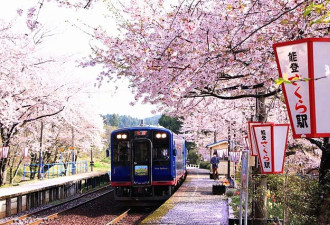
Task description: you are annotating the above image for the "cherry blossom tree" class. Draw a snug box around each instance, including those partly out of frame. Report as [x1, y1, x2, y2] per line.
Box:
[0, 20, 104, 184]
[3, 0, 330, 222]
[85, 0, 330, 223]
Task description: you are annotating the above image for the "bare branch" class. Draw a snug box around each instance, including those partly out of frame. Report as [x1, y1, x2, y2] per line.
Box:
[307, 138, 326, 151]
[84, 0, 93, 9]
[187, 87, 281, 100]
[233, 1, 305, 49]
[22, 106, 65, 124]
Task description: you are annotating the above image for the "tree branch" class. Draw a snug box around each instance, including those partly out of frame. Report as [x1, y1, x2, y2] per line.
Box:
[84, 0, 92, 9]
[233, 1, 305, 49]
[187, 88, 281, 100]
[307, 138, 325, 151]
[216, 73, 246, 81]
[22, 106, 65, 124]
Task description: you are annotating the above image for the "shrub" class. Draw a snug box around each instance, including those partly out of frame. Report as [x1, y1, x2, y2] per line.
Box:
[248, 174, 319, 224]
[199, 161, 210, 169]
[226, 188, 237, 197]
[187, 149, 201, 165]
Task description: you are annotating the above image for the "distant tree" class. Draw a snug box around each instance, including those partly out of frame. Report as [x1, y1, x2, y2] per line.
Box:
[108, 114, 119, 127]
[144, 115, 161, 126]
[187, 149, 200, 165]
[158, 115, 183, 134]
[185, 141, 196, 152]
[118, 115, 139, 128]
[103, 114, 161, 128]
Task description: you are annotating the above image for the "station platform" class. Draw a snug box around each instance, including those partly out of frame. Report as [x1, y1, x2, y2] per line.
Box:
[0, 171, 109, 218]
[141, 168, 229, 225]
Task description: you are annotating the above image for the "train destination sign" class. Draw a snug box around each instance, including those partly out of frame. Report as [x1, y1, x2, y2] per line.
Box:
[135, 131, 148, 136]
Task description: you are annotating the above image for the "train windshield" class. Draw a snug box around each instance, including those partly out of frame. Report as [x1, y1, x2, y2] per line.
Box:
[134, 141, 150, 163]
[113, 141, 130, 166]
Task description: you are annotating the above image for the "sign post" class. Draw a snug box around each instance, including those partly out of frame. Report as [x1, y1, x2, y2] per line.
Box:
[239, 149, 249, 225]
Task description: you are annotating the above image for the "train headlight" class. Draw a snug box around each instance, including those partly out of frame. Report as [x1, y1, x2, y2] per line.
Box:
[116, 134, 127, 139]
[156, 133, 167, 138]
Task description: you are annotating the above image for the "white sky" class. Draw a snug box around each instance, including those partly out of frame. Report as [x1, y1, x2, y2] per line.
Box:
[0, 0, 158, 119]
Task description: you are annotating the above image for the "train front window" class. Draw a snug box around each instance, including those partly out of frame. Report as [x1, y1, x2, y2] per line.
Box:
[133, 141, 150, 163]
[113, 141, 130, 165]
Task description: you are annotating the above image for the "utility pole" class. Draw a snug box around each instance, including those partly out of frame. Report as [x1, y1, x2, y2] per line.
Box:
[90, 143, 94, 172]
[38, 121, 44, 179]
[71, 127, 76, 175]
[227, 122, 231, 178]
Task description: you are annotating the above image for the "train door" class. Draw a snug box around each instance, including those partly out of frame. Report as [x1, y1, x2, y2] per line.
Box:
[131, 139, 152, 186]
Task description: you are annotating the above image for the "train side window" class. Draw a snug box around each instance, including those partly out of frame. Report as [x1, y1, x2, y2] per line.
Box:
[161, 149, 169, 159]
[153, 148, 170, 161]
[113, 141, 130, 164]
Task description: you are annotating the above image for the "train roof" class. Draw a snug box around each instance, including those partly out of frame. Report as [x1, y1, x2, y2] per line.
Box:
[111, 126, 171, 133]
[111, 126, 185, 140]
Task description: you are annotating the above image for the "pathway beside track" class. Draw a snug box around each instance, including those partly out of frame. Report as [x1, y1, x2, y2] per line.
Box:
[141, 168, 228, 225]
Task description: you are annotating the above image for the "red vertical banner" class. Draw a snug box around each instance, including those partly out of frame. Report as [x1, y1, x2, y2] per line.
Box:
[273, 38, 330, 138]
[247, 121, 273, 156]
[252, 124, 289, 174]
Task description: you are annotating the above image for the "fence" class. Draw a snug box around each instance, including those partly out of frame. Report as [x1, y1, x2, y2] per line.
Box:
[23, 161, 88, 180]
[187, 164, 200, 168]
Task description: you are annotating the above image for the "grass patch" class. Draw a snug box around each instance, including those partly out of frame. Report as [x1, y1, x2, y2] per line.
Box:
[92, 161, 110, 172]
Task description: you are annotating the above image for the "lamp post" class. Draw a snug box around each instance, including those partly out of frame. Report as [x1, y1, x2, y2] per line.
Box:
[90, 143, 94, 172]
[227, 121, 232, 178]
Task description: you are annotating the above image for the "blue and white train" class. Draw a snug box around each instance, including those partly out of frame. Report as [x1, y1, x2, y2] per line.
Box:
[110, 126, 187, 201]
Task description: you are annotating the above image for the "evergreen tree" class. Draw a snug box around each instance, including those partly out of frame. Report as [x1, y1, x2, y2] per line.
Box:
[158, 115, 183, 134]
[108, 114, 119, 127]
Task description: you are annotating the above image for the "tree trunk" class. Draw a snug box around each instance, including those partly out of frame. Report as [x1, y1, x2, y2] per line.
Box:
[29, 153, 38, 180]
[252, 172, 268, 225]
[318, 138, 330, 224]
[0, 137, 11, 186]
[9, 158, 13, 184]
[252, 92, 268, 225]
[0, 157, 9, 185]
[11, 157, 23, 184]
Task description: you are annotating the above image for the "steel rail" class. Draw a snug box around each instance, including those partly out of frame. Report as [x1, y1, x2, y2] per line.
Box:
[0, 185, 111, 225]
[26, 188, 114, 225]
[105, 208, 131, 225]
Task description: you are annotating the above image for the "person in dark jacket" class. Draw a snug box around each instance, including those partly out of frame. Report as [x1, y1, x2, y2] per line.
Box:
[210, 153, 220, 180]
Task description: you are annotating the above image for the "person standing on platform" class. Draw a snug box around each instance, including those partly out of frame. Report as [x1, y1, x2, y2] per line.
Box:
[210, 152, 220, 181]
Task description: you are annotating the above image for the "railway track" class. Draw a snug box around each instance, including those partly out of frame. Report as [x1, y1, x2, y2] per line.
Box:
[0, 185, 113, 225]
[106, 207, 157, 225]
[106, 208, 131, 224]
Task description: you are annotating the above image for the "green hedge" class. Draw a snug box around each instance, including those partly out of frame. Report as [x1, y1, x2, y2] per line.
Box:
[199, 161, 210, 169]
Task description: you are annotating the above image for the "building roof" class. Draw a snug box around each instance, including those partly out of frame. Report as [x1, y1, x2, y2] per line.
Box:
[206, 139, 228, 148]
